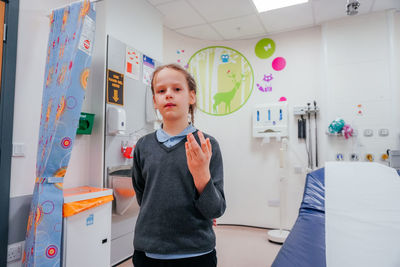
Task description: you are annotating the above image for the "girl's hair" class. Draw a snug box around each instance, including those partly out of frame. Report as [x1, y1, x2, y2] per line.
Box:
[151, 63, 197, 124]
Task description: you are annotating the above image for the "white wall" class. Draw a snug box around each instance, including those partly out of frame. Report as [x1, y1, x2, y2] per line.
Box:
[104, 0, 163, 62]
[11, 0, 162, 195]
[321, 10, 400, 163]
[163, 10, 400, 229]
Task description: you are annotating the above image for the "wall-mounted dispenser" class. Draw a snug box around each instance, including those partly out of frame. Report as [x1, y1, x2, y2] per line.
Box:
[253, 102, 288, 141]
[77, 112, 95, 135]
[107, 106, 126, 135]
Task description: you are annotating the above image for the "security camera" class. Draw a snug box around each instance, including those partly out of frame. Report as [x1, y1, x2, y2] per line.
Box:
[346, 0, 360, 16]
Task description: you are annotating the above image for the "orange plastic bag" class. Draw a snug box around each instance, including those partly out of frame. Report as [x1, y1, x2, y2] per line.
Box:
[63, 195, 114, 218]
[114, 188, 135, 197]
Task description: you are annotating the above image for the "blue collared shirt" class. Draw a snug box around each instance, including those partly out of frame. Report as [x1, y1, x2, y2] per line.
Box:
[156, 123, 196, 148]
[146, 123, 212, 260]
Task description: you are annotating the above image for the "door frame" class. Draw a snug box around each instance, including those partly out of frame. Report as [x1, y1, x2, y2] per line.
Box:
[0, 0, 19, 265]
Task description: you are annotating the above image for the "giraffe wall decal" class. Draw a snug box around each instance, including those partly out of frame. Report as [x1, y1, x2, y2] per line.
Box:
[213, 73, 245, 113]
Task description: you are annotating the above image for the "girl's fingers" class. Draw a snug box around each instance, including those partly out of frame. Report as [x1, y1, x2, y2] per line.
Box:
[201, 141, 208, 154]
[187, 142, 198, 162]
[187, 133, 201, 156]
[187, 132, 212, 159]
[198, 131, 209, 154]
[198, 131, 206, 144]
[187, 133, 196, 146]
[206, 138, 212, 156]
[185, 142, 192, 161]
[187, 136, 199, 158]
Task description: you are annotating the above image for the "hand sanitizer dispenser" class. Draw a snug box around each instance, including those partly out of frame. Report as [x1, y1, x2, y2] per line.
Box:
[107, 106, 126, 135]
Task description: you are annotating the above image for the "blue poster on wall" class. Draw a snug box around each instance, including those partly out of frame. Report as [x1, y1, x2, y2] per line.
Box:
[143, 54, 155, 85]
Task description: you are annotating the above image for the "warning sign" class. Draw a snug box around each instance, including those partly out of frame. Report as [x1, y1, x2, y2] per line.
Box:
[78, 16, 95, 56]
[83, 40, 90, 49]
[107, 69, 124, 106]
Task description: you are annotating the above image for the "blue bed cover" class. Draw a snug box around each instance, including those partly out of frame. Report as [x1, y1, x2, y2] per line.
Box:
[271, 168, 400, 267]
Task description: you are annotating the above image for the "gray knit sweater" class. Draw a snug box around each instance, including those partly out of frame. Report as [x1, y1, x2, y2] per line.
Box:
[131, 130, 226, 254]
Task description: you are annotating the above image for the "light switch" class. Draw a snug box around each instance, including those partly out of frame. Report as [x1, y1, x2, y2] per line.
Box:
[363, 129, 373, 137]
[378, 128, 389, 137]
[12, 143, 25, 157]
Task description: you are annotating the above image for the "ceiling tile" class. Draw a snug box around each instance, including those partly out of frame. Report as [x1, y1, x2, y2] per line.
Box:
[259, 3, 314, 33]
[357, 0, 380, 13]
[313, 0, 374, 24]
[156, 0, 206, 29]
[147, 0, 176, 6]
[156, 0, 396, 41]
[372, 0, 400, 11]
[211, 14, 266, 40]
[312, 0, 347, 24]
[237, 32, 269, 40]
[175, 24, 224, 40]
[188, 0, 256, 22]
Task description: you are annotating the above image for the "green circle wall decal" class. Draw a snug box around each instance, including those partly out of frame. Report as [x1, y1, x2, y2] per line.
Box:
[255, 38, 276, 59]
[188, 46, 254, 116]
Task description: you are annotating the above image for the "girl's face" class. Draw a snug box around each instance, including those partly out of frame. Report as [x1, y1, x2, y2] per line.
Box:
[152, 68, 196, 123]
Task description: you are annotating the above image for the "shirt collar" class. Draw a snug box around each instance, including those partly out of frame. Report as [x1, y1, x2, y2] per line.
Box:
[156, 123, 196, 143]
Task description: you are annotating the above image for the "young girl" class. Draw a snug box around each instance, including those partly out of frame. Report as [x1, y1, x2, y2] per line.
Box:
[131, 64, 226, 267]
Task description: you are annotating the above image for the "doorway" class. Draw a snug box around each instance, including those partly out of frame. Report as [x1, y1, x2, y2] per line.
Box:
[0, 0, 19, 265]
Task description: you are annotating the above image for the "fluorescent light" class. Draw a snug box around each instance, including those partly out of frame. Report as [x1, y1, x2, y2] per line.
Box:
[252, 0, 309, 12]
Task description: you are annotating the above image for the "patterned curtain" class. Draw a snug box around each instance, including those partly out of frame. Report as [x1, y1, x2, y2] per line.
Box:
[23, 1, 96, 266]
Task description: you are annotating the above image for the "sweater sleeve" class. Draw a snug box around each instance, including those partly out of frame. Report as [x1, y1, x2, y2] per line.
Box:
[132, 139, 145, 206]
[194, 138, 226, 219]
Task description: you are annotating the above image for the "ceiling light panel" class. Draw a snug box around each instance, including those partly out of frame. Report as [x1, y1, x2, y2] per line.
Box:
[259, 3, 313, 33]
[252, 0, 309, 12]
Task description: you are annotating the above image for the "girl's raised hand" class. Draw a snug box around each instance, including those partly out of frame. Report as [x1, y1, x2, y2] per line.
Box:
[185, 131, 212, 193]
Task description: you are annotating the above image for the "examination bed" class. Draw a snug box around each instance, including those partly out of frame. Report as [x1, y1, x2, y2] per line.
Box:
[272, 167, 400, 267]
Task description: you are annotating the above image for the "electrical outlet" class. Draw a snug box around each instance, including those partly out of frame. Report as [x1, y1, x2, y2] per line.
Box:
[7, 243, 22, 262]
[350, 153, 359, 161]
[365, 153, 374, 162]
[294, 166, 302, 174]
[268, 200, 280, 207]
[336, 153, 344, 161]
[363, 129, 373, 137]
[12, 143, 25, 157]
